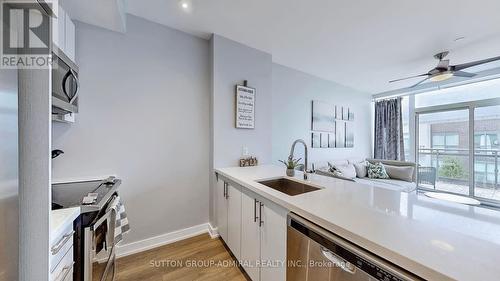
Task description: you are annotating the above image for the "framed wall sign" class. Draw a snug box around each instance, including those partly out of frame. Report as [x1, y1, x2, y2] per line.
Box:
[235, 85, 256, 129]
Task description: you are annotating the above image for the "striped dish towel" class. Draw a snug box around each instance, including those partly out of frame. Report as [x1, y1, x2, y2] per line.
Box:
[107, 195, 130, 245]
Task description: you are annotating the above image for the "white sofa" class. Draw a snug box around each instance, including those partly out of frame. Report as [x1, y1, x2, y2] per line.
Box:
[313, 158, 417, 193]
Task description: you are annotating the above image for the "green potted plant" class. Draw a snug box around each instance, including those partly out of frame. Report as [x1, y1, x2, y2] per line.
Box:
[279, 158, 302, 177]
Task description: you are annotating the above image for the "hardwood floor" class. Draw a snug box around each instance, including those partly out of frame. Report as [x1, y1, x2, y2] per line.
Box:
[93, 234, 248, 281]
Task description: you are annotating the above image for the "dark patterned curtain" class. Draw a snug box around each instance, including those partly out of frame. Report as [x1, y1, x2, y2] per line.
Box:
[374, 98, 405, 161]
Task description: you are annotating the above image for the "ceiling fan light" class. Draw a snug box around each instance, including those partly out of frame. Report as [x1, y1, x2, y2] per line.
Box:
[430, 72, 454, 82]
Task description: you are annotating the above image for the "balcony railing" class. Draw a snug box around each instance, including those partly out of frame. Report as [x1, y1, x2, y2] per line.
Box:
[418, 147, 500, 188]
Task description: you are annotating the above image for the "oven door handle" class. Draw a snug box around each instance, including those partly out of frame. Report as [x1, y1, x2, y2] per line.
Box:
[90, 194, 118, 228]
[92, 208, 113, 231]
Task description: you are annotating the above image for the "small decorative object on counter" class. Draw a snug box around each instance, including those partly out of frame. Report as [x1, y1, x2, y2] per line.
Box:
[239, 156, 258, 167]
[279, 158, 302, 177]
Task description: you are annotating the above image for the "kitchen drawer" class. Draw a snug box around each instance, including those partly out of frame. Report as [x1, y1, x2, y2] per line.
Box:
[50, 223, 74, 273]
[51, 246, 74, 281]
[63, 267, 74, 281]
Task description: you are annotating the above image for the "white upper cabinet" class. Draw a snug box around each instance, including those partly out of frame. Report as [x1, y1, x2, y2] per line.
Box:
[51, 5, 65, 50]
[64, 14, 75, 61]
[51, 4, 76, 62]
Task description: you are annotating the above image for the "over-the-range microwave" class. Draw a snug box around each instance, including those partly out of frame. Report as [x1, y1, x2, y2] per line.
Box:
[52, 47, 79, 122]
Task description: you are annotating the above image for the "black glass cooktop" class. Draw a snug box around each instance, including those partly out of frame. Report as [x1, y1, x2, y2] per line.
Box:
[52, 178, 120, 212]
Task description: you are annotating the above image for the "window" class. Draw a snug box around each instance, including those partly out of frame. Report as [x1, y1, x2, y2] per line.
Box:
[410, 79, 500, 206]
[432, 135, 445, 148]
[475, 132, 499, 149]
[415, 78, 500, 107]
[431, 133, 459, 149]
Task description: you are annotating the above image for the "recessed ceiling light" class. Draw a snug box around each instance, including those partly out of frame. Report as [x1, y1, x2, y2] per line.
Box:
[179, 0, 191, 11]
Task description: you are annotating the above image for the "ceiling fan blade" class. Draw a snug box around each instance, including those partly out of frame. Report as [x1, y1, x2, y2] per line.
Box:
[452, 56, 500, 71]
[389, 74, 429, 83]
[410, 77, 430, 88]
[453, 71, 476, 78]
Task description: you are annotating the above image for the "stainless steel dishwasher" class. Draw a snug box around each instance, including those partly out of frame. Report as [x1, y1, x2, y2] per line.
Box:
[287, 213, 424, 281]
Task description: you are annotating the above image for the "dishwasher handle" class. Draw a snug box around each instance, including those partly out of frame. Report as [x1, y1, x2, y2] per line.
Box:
[320, 246, 356, 274]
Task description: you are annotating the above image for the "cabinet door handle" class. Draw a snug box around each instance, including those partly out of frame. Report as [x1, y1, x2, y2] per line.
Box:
[51, 230, 75, 255]
[259, 203, 264, 227]
[55, 262, 75, 281]
[225, 183, 229, 199]
[254, 199, 259, 222]
[223, 182, 227, 199]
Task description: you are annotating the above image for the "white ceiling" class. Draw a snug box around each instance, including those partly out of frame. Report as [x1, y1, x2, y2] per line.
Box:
[62, 0, 127, 32]
[67, 0, 500, 94]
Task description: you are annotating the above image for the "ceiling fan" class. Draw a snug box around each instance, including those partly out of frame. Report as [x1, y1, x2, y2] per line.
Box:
[389, 51, 500, 88]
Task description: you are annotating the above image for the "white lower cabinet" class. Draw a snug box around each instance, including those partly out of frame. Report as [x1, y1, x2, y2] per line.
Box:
[226, 184, 242, 260]
[260, 201, 287, 281]
[216, 174, 286, 281]
[240, 192, 261, 281]
[216, 178, 242, 259]
[216, 179, 228, 241]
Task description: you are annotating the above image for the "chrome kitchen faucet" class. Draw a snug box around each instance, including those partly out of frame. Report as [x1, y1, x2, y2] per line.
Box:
[288, 139, 311, 180]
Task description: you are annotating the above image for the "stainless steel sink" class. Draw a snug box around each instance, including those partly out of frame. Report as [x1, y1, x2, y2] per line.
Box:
[258, 178, 321, 196]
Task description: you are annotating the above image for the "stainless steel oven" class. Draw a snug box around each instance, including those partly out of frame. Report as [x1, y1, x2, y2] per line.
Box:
[52, 177, 121, 281]
[52, 48, 79, 116]
[84, 195, 118, 281]
[287, 213, 424, 281]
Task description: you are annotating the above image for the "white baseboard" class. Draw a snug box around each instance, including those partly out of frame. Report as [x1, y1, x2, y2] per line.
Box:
[208, 223, 219, 239]
[115, 223, 216, 259]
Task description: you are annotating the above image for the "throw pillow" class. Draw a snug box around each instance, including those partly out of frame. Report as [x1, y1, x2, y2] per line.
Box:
[329, 163, 357, 179]
[316, 168, 355, 182]
[353, 162, 368, 178]
[383, 164, 414, 182]
[367, 162, 389, 179]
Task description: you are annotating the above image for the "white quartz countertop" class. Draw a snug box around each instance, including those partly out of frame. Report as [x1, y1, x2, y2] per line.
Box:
[50, 207, 80, 244]
[215, 165, 500, 281]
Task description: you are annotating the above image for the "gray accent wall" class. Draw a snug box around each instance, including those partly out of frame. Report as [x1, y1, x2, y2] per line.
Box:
[272, 64, 372, 165]
[51, 17, 371, 246]
[52, 16, 210, 245]
[209, 35, 273, 224]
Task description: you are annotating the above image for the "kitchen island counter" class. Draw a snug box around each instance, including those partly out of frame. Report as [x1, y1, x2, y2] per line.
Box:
[215, 165, 500, 281]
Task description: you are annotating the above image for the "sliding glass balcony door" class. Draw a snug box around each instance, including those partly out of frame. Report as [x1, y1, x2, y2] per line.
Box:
[474, 105, 500, 202]
[416, 109, 470, 195]
[415, 98, 500, 205]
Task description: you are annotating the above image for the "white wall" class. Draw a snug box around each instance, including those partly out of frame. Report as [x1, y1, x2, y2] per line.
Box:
[209, 35, 273, 223]
[272, 64, 372, 166]
[52, 16, 210, 245]
[211, 35, 273, 168]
